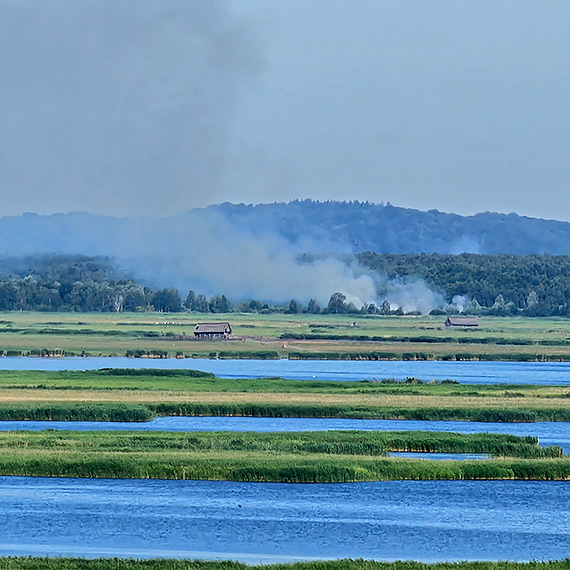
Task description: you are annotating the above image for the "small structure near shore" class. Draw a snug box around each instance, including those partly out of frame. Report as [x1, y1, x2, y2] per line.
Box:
[194, 322, 232, 339]
[445, 316, 479, 328]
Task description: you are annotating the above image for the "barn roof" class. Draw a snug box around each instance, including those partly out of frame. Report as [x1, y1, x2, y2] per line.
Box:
[194, 322, 232, 334]
[445, 316, 479, 327]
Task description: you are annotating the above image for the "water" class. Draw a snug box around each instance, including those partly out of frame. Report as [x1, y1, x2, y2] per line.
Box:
[388, 452, 490, 461]
[0, 477, 568, 562]
[2, 356, 570, 384]
[2, 417, 569, 452]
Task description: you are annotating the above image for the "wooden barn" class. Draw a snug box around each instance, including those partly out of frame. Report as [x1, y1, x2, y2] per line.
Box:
[194, 322, 232, 339]
[445, 316, 479, 328]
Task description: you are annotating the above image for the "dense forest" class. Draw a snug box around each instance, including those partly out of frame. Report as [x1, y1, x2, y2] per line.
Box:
[359, 252, 570, 316]
[1, 253, 570, 316]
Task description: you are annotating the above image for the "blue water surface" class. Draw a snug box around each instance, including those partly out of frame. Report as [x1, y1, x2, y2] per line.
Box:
[2, 356, 570, 384]
[0, 477, 568, 563]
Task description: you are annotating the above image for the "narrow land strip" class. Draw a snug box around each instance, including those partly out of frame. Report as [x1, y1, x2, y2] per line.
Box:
[0, 431, 565, 482]
[0, 370, 569, 422]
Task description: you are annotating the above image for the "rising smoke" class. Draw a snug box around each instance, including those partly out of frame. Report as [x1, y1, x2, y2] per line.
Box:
[112, 209, 444, 312]
[0, 0, 260, 217]
[0, 1, 446, 312]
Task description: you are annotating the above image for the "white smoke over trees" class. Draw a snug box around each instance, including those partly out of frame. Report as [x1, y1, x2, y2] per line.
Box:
[116, 210, 445, 313]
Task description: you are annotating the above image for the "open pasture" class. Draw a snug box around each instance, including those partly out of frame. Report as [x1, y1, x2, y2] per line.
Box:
[0, 312, 570, 360]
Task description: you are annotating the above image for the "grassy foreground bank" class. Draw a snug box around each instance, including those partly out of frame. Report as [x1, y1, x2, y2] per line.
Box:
[1, 369, 570, 423]
[0, 430, 565, 482]
[1, 559, 570, 570]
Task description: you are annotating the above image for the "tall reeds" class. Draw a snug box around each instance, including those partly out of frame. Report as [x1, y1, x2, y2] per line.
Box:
[0, 431, 564, 482]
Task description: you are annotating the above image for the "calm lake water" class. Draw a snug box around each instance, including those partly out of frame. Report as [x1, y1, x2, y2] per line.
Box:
[1, 356, 570, 384]
[2, 417, 569, 453]
[0, 477, 568, 563]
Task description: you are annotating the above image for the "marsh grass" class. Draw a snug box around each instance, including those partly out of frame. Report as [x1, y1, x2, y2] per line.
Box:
[1, 400, 569, 423]
[0, 403, 153, 421]
[150, 402, 570, 423]
[0, 370, 569, 423]
[0, 430, 563, 482]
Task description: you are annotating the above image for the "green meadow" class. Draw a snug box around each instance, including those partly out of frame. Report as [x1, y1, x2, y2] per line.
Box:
[0, 369, 569, 423]
[0, 311, 570, 360]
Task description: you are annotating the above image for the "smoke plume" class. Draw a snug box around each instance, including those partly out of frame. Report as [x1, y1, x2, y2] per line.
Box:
[0, 0, 259, 217]
[110, 210, 444, 312]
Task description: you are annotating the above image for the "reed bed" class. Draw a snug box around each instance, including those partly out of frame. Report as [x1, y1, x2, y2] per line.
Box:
[1, 400, 569, 423]
[0, 403, 153, 421]
[150, 402, 570, 423]
[1, 559, 570, 570]
[0, 370, 569, 424]
[0, 430, 555, 456]
[0, 431, 564, 482]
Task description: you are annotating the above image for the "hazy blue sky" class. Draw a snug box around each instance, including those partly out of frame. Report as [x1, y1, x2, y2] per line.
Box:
[1, 1, 570, 220]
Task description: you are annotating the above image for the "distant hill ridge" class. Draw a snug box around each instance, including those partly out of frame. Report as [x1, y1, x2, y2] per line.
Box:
[1, 200, 570, 256]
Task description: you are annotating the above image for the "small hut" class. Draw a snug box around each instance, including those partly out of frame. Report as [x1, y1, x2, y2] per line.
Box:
[445, 316, 479, 328]
[194, 322, 232, 339]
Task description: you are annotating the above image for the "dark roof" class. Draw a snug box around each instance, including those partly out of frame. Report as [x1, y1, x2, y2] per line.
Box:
[194, 322, 232, 334]
[445, 316, 479, 327]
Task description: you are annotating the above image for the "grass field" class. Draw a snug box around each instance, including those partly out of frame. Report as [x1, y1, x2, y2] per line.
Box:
[0, 369, 570, 422]
[1, 312, 570, 360]
[0, 430, 564, 482]
[1, 559, 569, 570]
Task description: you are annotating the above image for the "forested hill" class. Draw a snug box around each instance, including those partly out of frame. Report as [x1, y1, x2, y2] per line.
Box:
[208, 201, 570, 255]
[1, 201, 570, 256]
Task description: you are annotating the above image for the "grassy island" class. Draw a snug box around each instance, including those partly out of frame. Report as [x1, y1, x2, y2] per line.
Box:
[0, 430, 566, 482]
[0, 368, 569, 423]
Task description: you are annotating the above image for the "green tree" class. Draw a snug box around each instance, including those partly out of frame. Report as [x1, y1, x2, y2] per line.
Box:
[327, 292, 347, 314]
[307, 298, 321, 314]
[185, 290, 196, 311]
[151, 289, 182, 312]
[286, 299, 301, 314]
[209, 294, 231, 313]
[194, 294, 209, 312]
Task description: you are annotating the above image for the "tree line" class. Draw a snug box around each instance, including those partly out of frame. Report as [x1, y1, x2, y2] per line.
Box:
[358, 252, 570, 317]
[3, 253, 570, 316]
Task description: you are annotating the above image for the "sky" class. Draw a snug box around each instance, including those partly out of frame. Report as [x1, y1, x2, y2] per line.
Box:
[1, 1, 570, 220]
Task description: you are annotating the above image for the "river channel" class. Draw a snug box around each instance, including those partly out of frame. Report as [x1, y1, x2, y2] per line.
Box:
[1, 417, 569, 453]
[0, 477, 568, 563]
[1, 356, 570, 384]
